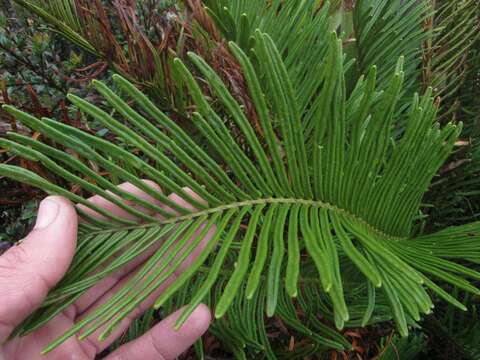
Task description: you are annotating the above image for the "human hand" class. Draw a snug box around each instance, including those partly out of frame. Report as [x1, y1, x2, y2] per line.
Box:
[0, 182, 212, 359]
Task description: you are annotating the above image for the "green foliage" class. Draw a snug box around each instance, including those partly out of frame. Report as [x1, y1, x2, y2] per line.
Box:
[11, 0, 190, 111]
[347, 0, 429, 95]
[0, 189, 38, 243]
[12, 0, 96, 54]
[0, 1, 103, 238]
[423, 0, 480, 119]
[427, 137, 480, 226]
[377, 333, 427, 360]
[1, 20, 480, 356]
[3, 0, 480, 358]
[206, 0, 429, 95]
[425, 16, 480, 228]
[442, 301, 480, 359]
[204, 0, 332, 135]
[0, 3, 77, 102]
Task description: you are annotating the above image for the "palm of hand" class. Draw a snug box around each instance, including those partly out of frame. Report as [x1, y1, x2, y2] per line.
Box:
[0, 182, 211, 360]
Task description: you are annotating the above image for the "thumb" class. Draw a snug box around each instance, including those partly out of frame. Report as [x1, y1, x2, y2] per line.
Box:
[0, 196, 77, 342]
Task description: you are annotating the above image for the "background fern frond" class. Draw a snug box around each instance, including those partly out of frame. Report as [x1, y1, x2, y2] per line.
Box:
[422, 0, 480, 119]
[346, 0, 429, 97]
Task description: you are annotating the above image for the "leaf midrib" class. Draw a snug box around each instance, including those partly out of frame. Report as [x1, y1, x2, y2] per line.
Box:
[84, 198, 406, 241]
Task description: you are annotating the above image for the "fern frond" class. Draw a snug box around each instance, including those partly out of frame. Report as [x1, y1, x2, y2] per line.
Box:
[347, 0, 429, 94]
[423, 0, 480, 116]
[377, 333, 427, 360]
[204, 0, 331, 118]
[1, 29, 479, 355]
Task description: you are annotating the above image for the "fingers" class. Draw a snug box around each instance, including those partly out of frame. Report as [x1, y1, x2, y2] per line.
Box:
[104, 304, 211, 360]
[77, 223, 215, 354]
[2, 312, 91, 360]
[78, 180, 163, 221]
[162, 187, 207, 215]
[0, 196, 77, 343]
[68, 243, 159, 318]
[69, 181, 165, 317]
[69, 183, 192, 317]
[59, 181, 211, 358]
[77, 263, 178, 356]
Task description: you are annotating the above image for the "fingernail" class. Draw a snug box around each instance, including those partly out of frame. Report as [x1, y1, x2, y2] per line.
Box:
[35, 199, 60, 229]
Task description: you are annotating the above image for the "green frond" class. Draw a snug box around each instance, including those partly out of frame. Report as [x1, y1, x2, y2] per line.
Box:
[1, 27, 479, 356]
[434, 290, 480, 359]
[426, 32, 480, 227]
[377, 333, 427, 360]
[346, 0, 429, 95]
[205, 0, 331, 119]
[424, 0, 480, 115]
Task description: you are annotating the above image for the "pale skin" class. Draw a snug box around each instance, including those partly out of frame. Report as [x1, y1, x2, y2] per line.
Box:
[0, 182, 212, 360]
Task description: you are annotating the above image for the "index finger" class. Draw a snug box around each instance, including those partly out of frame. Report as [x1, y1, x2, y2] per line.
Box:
[77, 180, 164, 222]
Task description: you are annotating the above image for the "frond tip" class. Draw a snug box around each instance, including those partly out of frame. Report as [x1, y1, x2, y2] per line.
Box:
[1, 29, 479, 354]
